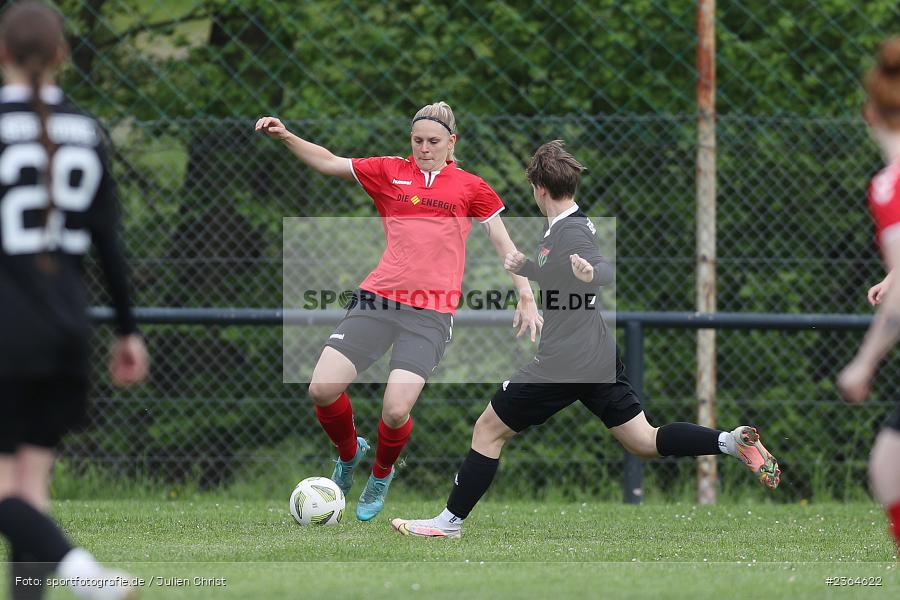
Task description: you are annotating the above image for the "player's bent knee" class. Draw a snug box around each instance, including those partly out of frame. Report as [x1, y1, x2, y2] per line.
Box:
[868, 432, 900, 504]
[473, 411, 515, 447]
[307, 382, 342, 406]
[381, 409, 410, 429]
[634, 445, 659, 459]
[0, 481, 15, 501]
[0, 458, 15, 499]
[622, 433, 658, 459]
[612, 420, 658, 459]
[17, 488, 49, 513]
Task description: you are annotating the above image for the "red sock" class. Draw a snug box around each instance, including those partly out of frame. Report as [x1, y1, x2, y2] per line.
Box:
[888, 501, 900, 552]
[315, 391, 357, 461]
[373, 417, 413, 478]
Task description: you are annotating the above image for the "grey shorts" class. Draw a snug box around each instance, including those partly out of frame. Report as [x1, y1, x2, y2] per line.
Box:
[324, 289, 453, 380]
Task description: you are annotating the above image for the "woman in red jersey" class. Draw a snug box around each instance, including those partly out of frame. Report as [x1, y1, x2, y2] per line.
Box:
[838, 37, 900, 554]
[256, 102, 541, 520]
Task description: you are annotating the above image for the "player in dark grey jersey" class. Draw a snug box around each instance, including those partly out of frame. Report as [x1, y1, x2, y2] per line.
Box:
[0, 3, 147, 598]
[392, 140, 780, 538]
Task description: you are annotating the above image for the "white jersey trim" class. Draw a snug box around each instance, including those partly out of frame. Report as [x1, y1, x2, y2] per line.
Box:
[544, 204, 579, 237]
[478, 206, 505, 224]
[421, 168, 442, 188]
[873, 163, 900, 205]
[881, 222, 900, 248]
[348, 158, 361, 186]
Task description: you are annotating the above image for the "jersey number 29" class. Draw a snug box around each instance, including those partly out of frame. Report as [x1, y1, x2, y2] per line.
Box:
[1, 143, 102, 255]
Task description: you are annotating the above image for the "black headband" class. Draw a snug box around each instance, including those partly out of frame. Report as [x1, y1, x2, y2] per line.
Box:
[412, 115, 453, 135]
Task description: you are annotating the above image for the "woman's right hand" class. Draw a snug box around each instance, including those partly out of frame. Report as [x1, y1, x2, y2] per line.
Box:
[868, 272, 893, 306]
[255, 116, 291, 141]
[504, 251, 527, 274]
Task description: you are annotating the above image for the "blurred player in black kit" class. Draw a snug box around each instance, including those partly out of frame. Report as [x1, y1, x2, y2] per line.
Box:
[0, 2, 148, 598]
[392, 140, 781, 538]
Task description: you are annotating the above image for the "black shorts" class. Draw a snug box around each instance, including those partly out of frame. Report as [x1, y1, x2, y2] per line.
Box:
[0, 375, 89, 454]
[324, 289, 453, 380]
[490, 355, 642, 432]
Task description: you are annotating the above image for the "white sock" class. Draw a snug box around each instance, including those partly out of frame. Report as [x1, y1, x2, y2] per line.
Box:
[58, 548, 101, 579]
[436, 507, 463, 529]
[57, 548, 103, 597]
[718, 431, 739, 458]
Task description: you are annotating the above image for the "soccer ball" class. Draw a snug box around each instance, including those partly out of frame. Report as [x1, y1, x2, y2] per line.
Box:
[289, 477, 345, 526]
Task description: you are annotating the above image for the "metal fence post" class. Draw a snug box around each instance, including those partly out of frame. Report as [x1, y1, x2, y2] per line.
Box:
[623, 319, 644, 504]
[695, 0, 718, 505]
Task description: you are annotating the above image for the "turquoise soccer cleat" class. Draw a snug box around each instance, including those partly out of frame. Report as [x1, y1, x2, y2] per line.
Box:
[356, 468, 395, 521]
[330, 437, 370, 496]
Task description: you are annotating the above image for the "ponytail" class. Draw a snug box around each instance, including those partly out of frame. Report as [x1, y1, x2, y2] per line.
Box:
[29, 58, 58, 271]
[28, 60, 56, 221]
[0, 2, 67, 271]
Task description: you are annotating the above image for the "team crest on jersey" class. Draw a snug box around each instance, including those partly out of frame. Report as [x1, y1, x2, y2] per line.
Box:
[537, 246, 550, 268]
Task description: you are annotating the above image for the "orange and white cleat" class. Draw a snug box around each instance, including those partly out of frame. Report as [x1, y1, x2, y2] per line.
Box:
[391, 517, 461, 539]
[733, 426, 781, 490]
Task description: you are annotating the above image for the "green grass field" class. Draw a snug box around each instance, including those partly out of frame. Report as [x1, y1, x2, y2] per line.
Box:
[2, 498, 897, 599]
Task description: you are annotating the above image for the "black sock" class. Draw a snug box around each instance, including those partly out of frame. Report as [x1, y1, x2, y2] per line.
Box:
[0, 498, 71, 564]
[10, 549, 48, 600]
[446, 448, 500, 520]
[656, 422, 722, 457]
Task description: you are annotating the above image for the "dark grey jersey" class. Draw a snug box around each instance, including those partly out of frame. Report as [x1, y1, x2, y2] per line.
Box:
[518, 208, 616, 383]
[0, 87, 135, 377]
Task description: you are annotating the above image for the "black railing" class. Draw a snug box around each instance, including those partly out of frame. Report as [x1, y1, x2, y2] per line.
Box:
[91, 308, 873, 503]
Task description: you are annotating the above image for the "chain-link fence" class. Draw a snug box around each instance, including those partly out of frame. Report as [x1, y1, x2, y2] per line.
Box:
[45, 0, 900, 500]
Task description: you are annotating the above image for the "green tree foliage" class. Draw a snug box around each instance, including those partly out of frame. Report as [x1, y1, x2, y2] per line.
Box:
[59, 0, 900, 120]
[54, 0, 898, 494]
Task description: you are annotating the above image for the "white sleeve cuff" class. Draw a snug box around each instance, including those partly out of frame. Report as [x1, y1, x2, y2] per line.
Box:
[478, 206, 505, 224]
[348, 158, 361, 186]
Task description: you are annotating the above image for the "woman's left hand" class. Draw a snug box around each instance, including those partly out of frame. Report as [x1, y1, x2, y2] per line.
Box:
[570, 253, 594, 283]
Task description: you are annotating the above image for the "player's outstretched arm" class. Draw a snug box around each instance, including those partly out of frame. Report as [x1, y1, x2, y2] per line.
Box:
[868, 269, 894, 306]
[839, 243, 900, 403]
[482, 217, 543, 342]
[255, 116, 354, 181]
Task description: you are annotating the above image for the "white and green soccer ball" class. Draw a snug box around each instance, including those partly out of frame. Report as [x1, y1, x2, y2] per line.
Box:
[289, 477, 345, 526]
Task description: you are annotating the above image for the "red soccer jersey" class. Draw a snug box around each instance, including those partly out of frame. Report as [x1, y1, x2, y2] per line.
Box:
[868, 161, 900, 256]
[349, 155, 505, 313]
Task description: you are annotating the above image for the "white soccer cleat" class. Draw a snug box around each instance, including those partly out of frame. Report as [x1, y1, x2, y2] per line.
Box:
[391, 517, 461, 539]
